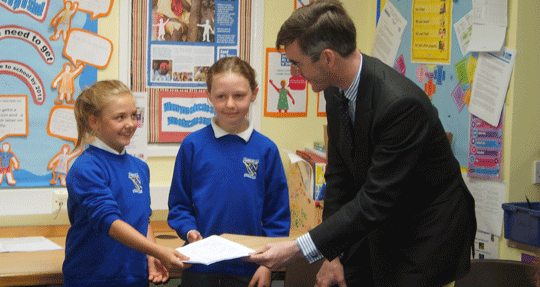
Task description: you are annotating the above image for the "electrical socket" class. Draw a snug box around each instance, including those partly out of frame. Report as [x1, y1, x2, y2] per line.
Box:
[52, 189, 68, 212]
[534, 161, 540, 184]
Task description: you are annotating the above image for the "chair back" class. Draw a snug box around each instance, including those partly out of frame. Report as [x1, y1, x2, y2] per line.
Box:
[454, 259, 537, 287]
[284, 259, 323, 287]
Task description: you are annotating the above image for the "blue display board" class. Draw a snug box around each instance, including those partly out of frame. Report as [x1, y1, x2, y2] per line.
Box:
[380, 0, 475, 167]
[0, 2, 97, 187]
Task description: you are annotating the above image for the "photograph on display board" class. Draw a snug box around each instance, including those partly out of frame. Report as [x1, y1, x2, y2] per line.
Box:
[147, 0, 241, 89]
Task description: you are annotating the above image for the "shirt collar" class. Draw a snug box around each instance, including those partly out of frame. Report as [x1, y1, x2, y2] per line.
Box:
[342, 53, 363, 103]
[210, 117, 253, 142]
[90, 137, 125, 155]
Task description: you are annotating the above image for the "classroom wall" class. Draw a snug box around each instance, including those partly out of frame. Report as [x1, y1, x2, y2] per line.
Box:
[260, 0, 375, 158]
[2, 0, 540, 263]
[498, 0, 540, 260]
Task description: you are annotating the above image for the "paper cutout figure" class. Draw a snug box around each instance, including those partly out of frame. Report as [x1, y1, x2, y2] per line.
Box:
[52, 63, 85, 105]
[47, 144, 82, 186]
[50, 1, 79, 42]
[269, 79, 295, 113]
[197, 19, 214, 42]
[0, 142, 20, 185]
[153, 16, 170, 41]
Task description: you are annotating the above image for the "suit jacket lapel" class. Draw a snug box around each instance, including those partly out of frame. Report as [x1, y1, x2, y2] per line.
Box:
[350, 55, 375, 177]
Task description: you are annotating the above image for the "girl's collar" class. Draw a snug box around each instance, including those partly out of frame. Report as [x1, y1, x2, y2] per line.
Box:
[210, 117, 253, 142]
[90, 138, 125, 155]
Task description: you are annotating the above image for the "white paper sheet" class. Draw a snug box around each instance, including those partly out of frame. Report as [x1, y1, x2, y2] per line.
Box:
[467, 0, 507, 52]
[371, 1, 407, 67]
[467, 25, 506, 53]
[469, 47, 516, 127]
[0, 236, 63, 253]
[453, 11, 474, 56]
[463, 174, 506, 237]
[176, 235, 255, 265]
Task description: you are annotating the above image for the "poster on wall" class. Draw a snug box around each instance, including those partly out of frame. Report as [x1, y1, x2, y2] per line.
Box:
[474, 230, 499, 259]
[294, 0, 314, 10]
[0, 1, 113, 188]
[410, 0, 453, 64]
[317, 93, 326, 117]
[372, 0, 485, 168]
[371, 0, 407, 67]
[158, 90, 214, 143]
[468, 113, 503, 179]
[264, 48, 308, 118]
[125, 92, 149, 161]
[147, 0, 240, 89]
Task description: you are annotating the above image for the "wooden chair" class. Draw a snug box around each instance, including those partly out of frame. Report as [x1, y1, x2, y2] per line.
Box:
[454, 259, 537, 287]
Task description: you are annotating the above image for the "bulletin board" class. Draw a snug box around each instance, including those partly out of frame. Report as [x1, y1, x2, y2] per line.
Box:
[0, 1, 113, 188]
[377, 0, 477, 168]
[131, 0, 253, 143]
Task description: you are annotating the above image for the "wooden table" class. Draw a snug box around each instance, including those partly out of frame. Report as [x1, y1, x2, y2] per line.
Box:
[0, 223, 301, 287]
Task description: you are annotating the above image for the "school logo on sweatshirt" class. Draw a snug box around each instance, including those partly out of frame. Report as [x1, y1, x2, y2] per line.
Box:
[243, 157, 259, 180]
[128, 172, 143, 194]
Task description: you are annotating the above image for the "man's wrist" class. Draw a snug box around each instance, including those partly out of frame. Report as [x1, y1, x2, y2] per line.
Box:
[296, 233, 324, 263]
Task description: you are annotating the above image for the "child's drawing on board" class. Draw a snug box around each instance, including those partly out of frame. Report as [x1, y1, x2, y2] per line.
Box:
[269, 79, 295, 113]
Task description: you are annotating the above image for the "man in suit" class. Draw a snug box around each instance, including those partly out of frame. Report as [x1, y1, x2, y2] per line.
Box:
[246, 1, 477, 286]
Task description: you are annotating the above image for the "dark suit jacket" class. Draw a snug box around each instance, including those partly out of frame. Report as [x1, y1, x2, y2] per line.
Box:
[309, 54, 477, 286]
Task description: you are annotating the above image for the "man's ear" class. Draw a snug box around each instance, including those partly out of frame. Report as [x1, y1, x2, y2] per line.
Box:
[321, 49, 336, 67]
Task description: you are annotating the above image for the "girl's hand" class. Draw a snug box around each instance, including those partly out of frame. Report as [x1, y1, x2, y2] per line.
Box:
[147, 255, 169, 283]
[248, 266, 272, 287]
[157, 246, 192, 271]
[187, 230, 203, 243]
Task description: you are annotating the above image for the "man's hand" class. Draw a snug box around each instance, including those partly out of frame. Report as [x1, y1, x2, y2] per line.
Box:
[315, 258, 346, 287]
[244, 240, 303, 271]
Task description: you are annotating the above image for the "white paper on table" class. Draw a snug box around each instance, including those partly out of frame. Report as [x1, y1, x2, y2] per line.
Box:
[467, 0, 507, 52]
[463, 174, 506, 237]
[469, 47, 516, 127]
[0, 236, 63, 253]
[370, 0, 407, 67]
[176, 235, 255, 265]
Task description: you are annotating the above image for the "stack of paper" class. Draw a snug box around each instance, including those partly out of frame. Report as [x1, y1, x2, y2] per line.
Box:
[176, 235, 255, 265]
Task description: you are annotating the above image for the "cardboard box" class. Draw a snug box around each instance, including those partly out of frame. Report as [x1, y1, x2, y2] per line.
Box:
[502, 202, 540, 247]
[287, 159, 324, 233]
